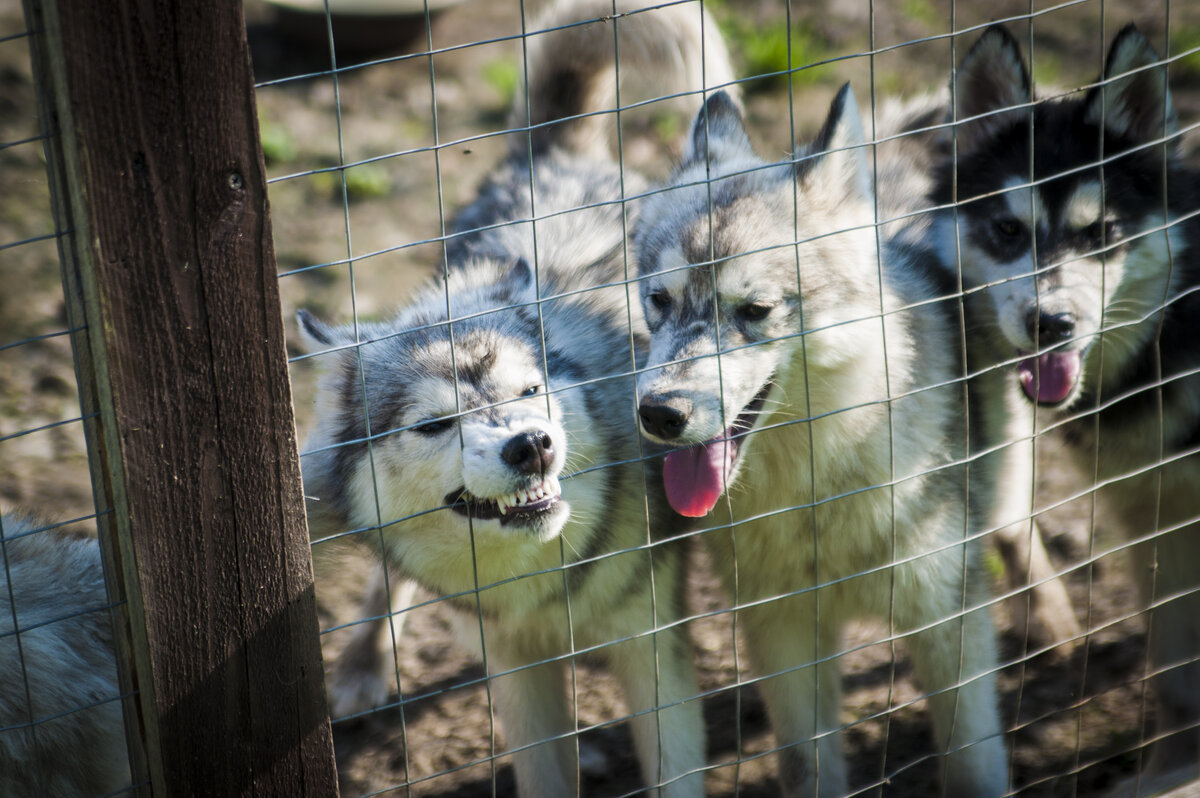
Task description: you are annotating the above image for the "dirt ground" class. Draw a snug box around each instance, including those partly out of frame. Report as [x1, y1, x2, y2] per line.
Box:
[2, 0, 1199, 795]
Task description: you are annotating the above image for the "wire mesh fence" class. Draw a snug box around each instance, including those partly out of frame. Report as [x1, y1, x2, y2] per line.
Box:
[3, 0, 1200, 795]
[0, 6, 135, 795]
[275, 0, 1200, 794]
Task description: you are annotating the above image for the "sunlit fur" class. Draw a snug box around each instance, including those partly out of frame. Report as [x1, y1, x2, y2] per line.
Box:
[633, 86, 1007, 796]
[0, 513, 129, 796]
[298, 1, 737, 795]
[935, 24, 1200, 793]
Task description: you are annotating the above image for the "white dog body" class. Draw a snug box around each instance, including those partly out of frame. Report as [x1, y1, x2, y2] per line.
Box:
[300, 1, 736, 794]
[633, 87, 1008, 796]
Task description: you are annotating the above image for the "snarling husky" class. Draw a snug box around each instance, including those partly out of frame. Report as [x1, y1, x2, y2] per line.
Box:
[298, 1, 734, 795]
[0, 513, 129, 796]
[631, 85, 1008, 796]
[935, 24, 1200, 795]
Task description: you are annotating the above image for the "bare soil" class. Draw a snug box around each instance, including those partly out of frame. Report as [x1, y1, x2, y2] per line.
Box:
[1, 0, 1198, 795]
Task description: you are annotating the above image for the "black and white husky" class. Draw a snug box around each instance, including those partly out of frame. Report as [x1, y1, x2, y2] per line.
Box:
[936, 24, 1200, 795]
[298, 1, 733, 795]
[631, 87, 1008, 795]
[0, 513, 129, 796]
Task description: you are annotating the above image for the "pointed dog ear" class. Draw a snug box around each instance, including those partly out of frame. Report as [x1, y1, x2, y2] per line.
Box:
[1084, 24, 1177, 145]
[506, 257, 535, 291]
[296, 308, 349, 351]
[684, 90, 754, 167]
[799, 83, 871, 204]
[494, 257, 538, 308]
[951, 25, 1032, 153]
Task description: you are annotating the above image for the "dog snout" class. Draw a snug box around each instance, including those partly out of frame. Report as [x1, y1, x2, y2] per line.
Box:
[638, 395, 692, 440]
[501, 430, 555, 476]
[1025, 307, 1076, 348]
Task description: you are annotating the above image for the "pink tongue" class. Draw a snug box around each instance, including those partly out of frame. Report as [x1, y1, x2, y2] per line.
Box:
[663, 435, 733, 518]
[1017, 350, 1082, 404]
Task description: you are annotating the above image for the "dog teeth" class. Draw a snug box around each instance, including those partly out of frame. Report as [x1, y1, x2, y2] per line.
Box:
[487, 477, 562, 515]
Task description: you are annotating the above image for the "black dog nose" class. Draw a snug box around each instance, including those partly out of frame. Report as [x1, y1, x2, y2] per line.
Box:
[639, 399, 690, 440]
[502, 430, 555, 475]
[1026, 308, 1075, 347]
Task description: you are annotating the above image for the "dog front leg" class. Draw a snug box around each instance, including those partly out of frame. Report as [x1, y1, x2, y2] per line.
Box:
[900, 571, 1008, 797]
[487, 650, 578, 798]
[326, 569, 417, 718]
[990, 431, 1081, 653]
[608, 625, 706, 797]
[741, 592, 846, 798]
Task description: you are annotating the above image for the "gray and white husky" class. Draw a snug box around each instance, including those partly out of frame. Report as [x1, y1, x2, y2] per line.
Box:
[0, 513, 129, 796]
[298, 1, 734, 795]
[936, 24, 1200, 795]
[631, 86, 1008, 796]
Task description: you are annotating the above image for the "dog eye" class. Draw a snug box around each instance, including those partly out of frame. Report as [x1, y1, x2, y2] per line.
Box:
[412, 418, 452, 435]
[738, 303, 772, 322]
[647, 290, 671, 311]
[521, 384, 541, 397]
[993, 217, 1024, 238]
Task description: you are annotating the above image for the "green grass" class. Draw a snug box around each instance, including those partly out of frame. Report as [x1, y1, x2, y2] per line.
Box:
[1031, 51, 1064, 88]
[343, 164, 392, 201]
[1170, 24, 1200, 79]
[712, 11, 835, 93]
[651, 112, 682, 146]
[310, 163, 393, 203]
[482, 59, 520, 108]
[984, 548, 1006, 581]
[259, 119, 298, 166]
[901, 0, 940, 30]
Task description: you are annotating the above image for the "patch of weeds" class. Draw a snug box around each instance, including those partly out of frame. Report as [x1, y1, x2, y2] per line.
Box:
[284, 259, 341, 287]
[1170, 24, 1200, 80]
[1031, 51, 1063, 89]
[716, 14, 834, 93]
[482, 59, 519, 108]
[344, 163, 392, 201]
[984, 547, 1006, 581]
[651, 112, 681, 146]
[901, 0, 940, 30]
[259, 119, 298, 166]
[310, 163, 393, 202]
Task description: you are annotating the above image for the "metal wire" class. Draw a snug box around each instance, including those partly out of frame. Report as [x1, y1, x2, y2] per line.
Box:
[6, 0, 1198, 795]
[279, 0, 1199, 789]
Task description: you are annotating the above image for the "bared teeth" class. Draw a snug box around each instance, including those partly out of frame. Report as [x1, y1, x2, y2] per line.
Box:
[481, 478, 563, 514]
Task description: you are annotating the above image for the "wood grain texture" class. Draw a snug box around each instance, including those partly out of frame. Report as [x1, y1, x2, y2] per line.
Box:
[27, 0, 338, 794]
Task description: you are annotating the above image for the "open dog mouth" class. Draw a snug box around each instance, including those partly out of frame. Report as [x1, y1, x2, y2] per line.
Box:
[443, 476, 562, 526]
[661, 382, 772, 518]
[1016, 349, 1082, 405]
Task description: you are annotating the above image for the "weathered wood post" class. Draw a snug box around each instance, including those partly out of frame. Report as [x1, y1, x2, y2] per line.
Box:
[22, 0, 339, 794]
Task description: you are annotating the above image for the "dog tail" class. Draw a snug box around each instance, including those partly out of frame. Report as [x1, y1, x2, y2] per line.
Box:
[513, 0, 736, 159]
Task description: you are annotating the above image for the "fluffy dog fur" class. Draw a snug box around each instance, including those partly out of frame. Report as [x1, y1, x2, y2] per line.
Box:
[0, 513, 129, 796]
[298, 1, 734, 795]
[632, 86, 1008, 796]
[934, 24, 1200, 795]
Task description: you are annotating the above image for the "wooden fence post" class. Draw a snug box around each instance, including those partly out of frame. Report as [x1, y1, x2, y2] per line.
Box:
[22, 0, 339, 794]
